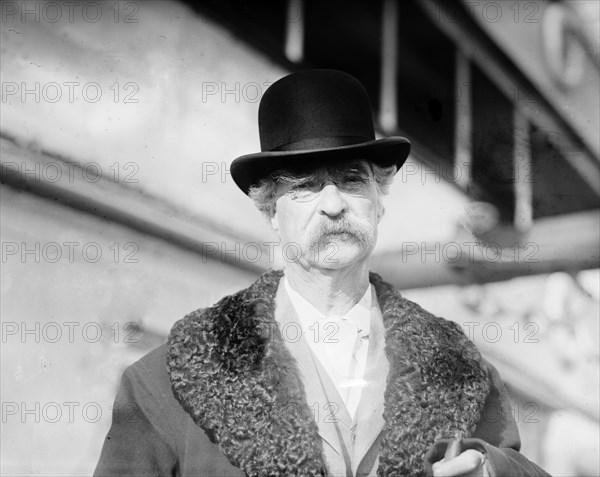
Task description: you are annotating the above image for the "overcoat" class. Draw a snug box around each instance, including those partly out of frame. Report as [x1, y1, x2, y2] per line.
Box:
[94, 270, 550, 476]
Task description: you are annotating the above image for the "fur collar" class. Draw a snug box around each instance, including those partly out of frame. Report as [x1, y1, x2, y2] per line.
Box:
[168, 270, 489, 476]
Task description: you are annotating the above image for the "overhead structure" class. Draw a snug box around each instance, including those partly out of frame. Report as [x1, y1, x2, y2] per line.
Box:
[185, 0, 600, 285]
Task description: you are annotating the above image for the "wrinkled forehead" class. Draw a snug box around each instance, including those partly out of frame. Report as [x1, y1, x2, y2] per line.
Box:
[281, 159, 372, 178]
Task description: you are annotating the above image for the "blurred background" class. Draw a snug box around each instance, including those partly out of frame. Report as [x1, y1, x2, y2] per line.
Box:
[1, 0, 598, 475]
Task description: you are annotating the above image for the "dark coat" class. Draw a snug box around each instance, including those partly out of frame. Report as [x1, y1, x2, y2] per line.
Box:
[95, 270, 551, 476]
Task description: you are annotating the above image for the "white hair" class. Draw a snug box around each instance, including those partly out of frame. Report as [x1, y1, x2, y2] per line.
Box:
[248, 162, 397, 219]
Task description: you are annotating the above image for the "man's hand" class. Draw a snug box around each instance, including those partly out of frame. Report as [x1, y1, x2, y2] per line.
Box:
[432, 449, 490, 477]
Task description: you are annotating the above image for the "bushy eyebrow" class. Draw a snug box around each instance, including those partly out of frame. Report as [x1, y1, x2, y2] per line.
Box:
[273, 169, 316, 186]
[327, 160, 371, 176]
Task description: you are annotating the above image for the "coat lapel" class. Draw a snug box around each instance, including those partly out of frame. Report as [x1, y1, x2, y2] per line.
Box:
[167, 270, 328, 476]
[371, 272, 490, 476]
[351, 287, 388, 475]
[168, 270, 490, 477]
[272, 283, 347, 457]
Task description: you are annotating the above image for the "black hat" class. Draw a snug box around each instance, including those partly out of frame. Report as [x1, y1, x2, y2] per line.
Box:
[231, 69, 411, 194]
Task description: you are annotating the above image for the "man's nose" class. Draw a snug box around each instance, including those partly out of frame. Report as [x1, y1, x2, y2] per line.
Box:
[317, 183, 347, 217]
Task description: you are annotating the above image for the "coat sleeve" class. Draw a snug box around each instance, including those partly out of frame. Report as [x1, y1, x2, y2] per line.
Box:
[93, 360, 179, 477]
[425, 360, 552, 476]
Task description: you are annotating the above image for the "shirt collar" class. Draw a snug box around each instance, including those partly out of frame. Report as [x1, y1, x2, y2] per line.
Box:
[283, 276, 372, 336]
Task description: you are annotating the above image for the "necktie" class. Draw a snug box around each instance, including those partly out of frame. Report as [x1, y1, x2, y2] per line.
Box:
[340, 318, 368, 419]
[319, 315, 357, 380]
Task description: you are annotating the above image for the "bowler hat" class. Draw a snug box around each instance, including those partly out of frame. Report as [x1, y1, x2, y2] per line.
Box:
[230, 69, 411, 194]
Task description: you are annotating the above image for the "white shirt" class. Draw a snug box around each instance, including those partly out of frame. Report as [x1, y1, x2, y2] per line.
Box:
[283, 276, 371, 418]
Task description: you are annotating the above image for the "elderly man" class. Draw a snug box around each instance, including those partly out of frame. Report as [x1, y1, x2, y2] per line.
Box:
[95, 70, 550, 476]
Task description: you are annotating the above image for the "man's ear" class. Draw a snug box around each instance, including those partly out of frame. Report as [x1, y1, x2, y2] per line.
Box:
[377, 203, 385, 221]
[270, 207, 279, 232]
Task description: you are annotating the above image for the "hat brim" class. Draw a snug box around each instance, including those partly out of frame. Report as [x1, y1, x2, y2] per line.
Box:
[230, 137, 410, 194]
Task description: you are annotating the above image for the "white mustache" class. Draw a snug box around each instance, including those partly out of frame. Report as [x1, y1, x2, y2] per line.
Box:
[308, 216, 373, 248]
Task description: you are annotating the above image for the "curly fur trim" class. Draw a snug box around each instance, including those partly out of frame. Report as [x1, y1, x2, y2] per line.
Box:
[168, 270, 326, 476]
[168, 270, 489, 476]
[369, 273, 490, 476]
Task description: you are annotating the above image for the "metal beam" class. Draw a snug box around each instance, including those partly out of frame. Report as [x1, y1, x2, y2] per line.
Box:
[379, 0, 399, 133]
[0, 134, 269, 274]
[418, 0, 600, 196]
[372, 209, 599, 289]
[454, 49, 472, 188]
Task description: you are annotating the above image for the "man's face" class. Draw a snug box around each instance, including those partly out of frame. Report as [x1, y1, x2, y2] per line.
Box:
[270, 160, 383, 270]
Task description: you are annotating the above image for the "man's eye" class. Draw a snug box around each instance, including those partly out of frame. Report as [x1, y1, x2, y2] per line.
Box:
[342, 174, 366, 184]
[294, 180, 316, 190]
